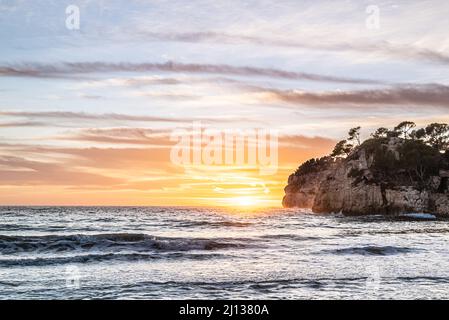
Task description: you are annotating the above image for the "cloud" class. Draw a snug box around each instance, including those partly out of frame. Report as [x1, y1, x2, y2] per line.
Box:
[0, 111, 185, 122]
[78, 93, 103, 100]
[0, 111, 248, 125]
[0, 155, 123, 186]
[0, 61, 384, 85]
[60, 128, 337, 150]
[137, 31, 449, 66]
[59, 128, 175, 146]
[259, 84, 449, 108]
[82, 76, 242, 88]
[0, 132, 336, 201]
[0, 121, 46, 128]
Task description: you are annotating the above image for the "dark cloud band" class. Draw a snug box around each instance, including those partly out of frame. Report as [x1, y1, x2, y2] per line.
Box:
[0, 61, 384, 85]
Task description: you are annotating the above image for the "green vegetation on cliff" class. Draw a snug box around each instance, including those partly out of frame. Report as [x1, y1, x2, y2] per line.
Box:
[294, 121, 449, 189]
[286, 122, 449, 214]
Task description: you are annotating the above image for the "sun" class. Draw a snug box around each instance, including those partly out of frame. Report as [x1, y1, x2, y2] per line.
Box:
[229, 196, 259, 207]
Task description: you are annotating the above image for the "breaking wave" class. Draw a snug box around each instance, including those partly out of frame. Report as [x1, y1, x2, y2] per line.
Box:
[0, 233, 252, 255]
[324, 245, 418, 256]
[0, 252, 226, 267]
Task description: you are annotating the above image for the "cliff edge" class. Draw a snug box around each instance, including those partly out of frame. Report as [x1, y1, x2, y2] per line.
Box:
[283, 123, 449, 216]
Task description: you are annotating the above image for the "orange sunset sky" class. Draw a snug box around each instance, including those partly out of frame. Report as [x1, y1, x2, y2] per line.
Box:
[1, 1, 449, 206]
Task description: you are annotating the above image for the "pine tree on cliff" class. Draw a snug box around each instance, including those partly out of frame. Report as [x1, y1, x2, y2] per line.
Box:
[410, 128, 426, 141]
[331, 140, 352, 158]
[331, 127, 361, 157]
[371, 127, 389, 139]
[425, 123, 449, 152]
[394, 121, 416, 140]
[348, 126, 361, 146]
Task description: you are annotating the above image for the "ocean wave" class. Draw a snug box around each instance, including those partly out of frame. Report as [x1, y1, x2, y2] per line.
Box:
[0, 281, 21, 287]
[344, 228, 449, 237]
[324, 245, 417, 256]
[0, 233, 252, 255]
[177, 220, 253, 228]
[396, 276, 449, 284]
[258, 234, 321, 241]
[397, 213, 437, 220]
[0, 224, 69, 232]
[0, 252, 226, 267]
[120, 276, 369, 292]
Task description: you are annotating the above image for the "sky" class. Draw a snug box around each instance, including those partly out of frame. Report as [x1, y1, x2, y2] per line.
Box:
[1, 0, 449, 206]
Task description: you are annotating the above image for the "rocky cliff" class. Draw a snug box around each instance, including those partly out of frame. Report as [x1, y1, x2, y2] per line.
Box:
[283, 137, 449, 216]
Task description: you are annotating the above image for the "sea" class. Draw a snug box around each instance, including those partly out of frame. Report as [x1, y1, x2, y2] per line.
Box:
[0, 206, 448, 299]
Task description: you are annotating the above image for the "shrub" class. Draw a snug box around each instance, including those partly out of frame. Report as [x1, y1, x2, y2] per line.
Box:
[295, 156, 333, 176]
[398, 140, 443, 183]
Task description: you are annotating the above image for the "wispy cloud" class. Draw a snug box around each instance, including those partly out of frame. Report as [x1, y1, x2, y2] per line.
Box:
[0, 133, 335, 188]
[137, 31, 449, 66]
[0, 61, 385, 85]
[0, 111, 250, 124]
[59, 128, 174, 146]
[259, 84, 449, 108]
[0, 155, 124, 186]
[0, 121, 46, 128]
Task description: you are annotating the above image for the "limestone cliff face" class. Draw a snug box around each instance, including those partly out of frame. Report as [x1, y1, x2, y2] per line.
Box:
[283, 138, 449, 216]
[282, 172, 327, 208]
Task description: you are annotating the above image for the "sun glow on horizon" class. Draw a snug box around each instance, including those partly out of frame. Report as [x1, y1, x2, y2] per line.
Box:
[224, 196, 262, 208]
